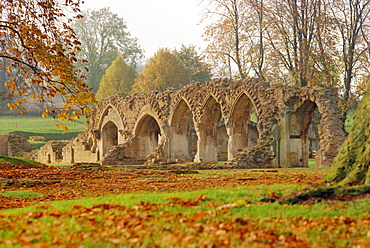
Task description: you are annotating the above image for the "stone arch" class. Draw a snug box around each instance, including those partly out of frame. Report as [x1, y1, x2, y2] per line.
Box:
[97, 104, 125, 159]
[194, 94, 228, 162]
[242, 87, 263, 118]
[280, 88, 345, 167]
[227, 92, 260, 159]
[101, 121, 118, 156]
[98, 104, 125, 131]
[202, 85, 230, 119]
[287, 99, 317, 167]
[170, 83, 203, 122]
[57, 79, 345, 168]
[130, 114, 162, 161]
[169, 98, 198, 162]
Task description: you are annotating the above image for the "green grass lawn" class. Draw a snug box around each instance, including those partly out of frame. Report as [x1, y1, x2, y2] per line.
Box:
[0, 183, 368, 247]
[0, 191, 44, 198]
[0, 115, 86, 142]
[0, 156, 45, 166]
[0, 156, 368, 247]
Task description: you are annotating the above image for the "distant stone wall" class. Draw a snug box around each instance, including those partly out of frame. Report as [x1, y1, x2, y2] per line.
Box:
[29, 136, 46, 142]
[36, 78, 346, 168]
[37, 140, 70, 164]
[0, 134, 34, 157]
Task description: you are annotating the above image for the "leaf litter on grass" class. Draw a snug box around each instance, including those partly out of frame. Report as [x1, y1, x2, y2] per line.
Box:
[0, 164, 369, 247]
[0, 197, 369, 247]
[0, 164, 325, 210]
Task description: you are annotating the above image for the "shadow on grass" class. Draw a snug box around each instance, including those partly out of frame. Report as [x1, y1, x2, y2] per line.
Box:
[280, 185, 370, 205]
[10, 131, 81, 141]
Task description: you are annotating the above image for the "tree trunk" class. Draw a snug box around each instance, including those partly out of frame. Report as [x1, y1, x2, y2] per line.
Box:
[327, 82, 370, 185]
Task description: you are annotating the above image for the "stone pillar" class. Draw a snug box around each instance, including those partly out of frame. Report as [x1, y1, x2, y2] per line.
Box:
[226, 123, 248, 160]
[194, 127, 218, 163]
[279, 107, 305, 167]
[170, 132, 191, 162]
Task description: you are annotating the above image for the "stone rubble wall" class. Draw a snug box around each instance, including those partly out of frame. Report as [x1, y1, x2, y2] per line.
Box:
[0, 134, 34, 157]
[29, 136, 46, 142]
[283, 87, 346, 167]
[36, 140, 70, 164]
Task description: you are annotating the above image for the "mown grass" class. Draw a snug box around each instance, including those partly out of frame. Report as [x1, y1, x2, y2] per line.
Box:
[28, 140, 47, 149]
[0, 115, 86, 141]
[0, 164, 368, 247]
[0, 191, 44, 198]
[0, 184, 368, 247]
[0, 156, 45, 166]
[1, 182, 365, 219]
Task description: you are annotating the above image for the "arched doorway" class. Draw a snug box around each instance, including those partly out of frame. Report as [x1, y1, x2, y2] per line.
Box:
[279, 99, 318, 167]
[228, 93, 259, 159]
[170, 100, 198, 162]
[195, 96, 227, 163]
[102, 121, 118, 156]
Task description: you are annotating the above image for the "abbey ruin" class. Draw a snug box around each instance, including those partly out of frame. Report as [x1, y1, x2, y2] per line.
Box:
[36, 78, 346, 168]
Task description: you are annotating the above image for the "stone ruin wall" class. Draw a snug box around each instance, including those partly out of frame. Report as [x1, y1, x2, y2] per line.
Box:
[36, 140, 71, 164]
[36, 78, 346, 168]
[0, 134, 34, 157]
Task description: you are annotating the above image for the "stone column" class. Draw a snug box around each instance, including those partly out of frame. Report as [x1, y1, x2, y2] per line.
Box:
[194, 126, 218, 163]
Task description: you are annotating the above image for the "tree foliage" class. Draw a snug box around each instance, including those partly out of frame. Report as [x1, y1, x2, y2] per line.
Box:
[328, 0, 370, 117]
[0, 0, 95, 129]
[132, 48, 191, 93]
[73, 7, 143, 93]
[173, 45, 212, 84]
[202, 0, 254, 79]
[96, 55, 137, 100]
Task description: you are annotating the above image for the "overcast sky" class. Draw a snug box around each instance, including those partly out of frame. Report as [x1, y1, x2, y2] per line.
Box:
[80, 0, 208, 59]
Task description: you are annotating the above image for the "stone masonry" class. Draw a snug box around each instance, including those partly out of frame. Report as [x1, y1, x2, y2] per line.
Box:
[0, 134, 34, 157]
[36, 78, 346, 168]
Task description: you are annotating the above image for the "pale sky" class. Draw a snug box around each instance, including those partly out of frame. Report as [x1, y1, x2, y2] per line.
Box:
[80, 0, 208, 59]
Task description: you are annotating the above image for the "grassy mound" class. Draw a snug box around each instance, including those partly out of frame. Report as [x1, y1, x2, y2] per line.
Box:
[0, 156, 45, 167]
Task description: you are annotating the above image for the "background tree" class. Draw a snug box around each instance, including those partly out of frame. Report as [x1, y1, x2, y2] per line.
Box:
[202, 0, 370, 120]
[202, 0, 253, 79]
[73, 7, 143, 93]
[263, 0, 335, 87]
[0, 0, 94, 128]
[0, 58, 10, 112]
[173, 45, 212, 84]
[328, 0, 370, 118]
[96, 55, 137, 100]
[132, 48, 190, 93]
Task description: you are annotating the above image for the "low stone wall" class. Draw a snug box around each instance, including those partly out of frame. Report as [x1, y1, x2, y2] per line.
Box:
[29, 136, 46, 142]
[37, 140, 70, 164]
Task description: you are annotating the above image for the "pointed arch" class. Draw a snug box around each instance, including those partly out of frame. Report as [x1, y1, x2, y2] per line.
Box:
[101, 121, 118, 156]
[227, 92, 260, 159]
[125, 114, 163, 161]
[97, 105, 125, 159]
[98, 104, 125, 131]
[279, 98, 319, 167]
[169, 98, 198, 162]
[194, 95, 228, 162]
